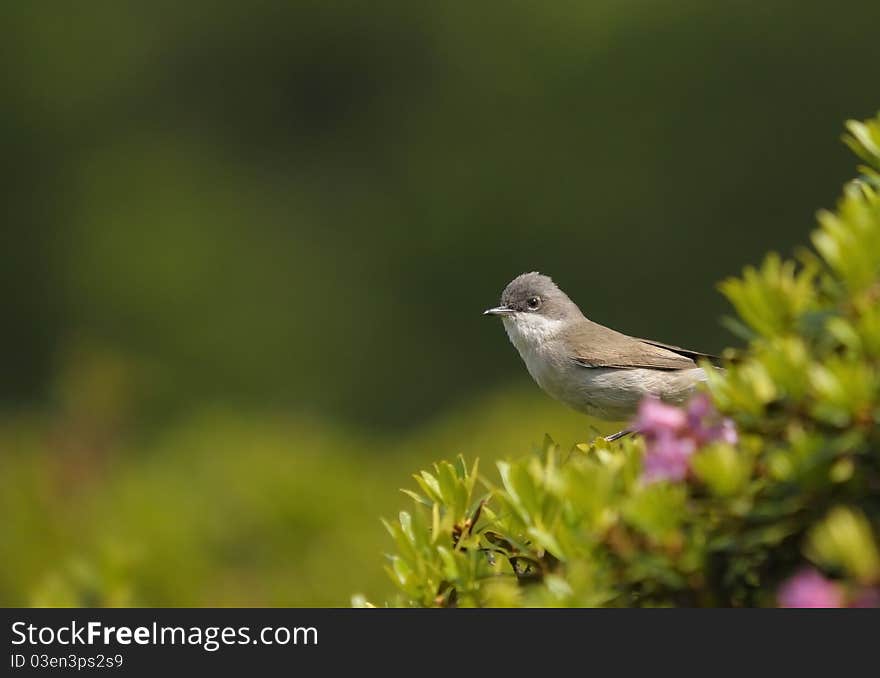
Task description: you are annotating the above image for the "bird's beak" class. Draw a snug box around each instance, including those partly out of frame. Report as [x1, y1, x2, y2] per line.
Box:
[483, 305, 515, 316]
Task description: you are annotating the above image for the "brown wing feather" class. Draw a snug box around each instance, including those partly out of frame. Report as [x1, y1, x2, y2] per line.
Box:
[568, 320, 700, 371]
[634, 338, 721, 365]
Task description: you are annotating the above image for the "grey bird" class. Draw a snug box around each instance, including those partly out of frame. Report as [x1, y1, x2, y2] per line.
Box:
[484, 272, 717, 441]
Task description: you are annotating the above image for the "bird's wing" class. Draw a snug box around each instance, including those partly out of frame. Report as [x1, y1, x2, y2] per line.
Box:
[633, 338, 721, 366]
[568, 320, 701, 371]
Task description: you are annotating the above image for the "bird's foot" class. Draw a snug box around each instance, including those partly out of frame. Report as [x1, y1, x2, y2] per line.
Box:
[602, 428, 636, 443]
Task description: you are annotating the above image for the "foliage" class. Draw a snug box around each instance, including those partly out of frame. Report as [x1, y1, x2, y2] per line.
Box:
[0, 390, 594, 607]
[368, 114, 880, 607]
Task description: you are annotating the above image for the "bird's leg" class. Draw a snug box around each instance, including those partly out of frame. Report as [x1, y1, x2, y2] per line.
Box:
[603, 427, 636, 443]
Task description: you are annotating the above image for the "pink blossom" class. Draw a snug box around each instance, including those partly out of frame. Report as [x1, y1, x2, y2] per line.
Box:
[635, 397, 687, 436]
[686, 392, 713, 420]
[633, 393, 740, 484]
[686, 393, 739, 445]
[717, 418, 738, 445]
[777, 569, 843, 608]
[642, 432, 696, 484]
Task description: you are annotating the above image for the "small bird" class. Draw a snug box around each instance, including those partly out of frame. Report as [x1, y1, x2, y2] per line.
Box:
[484, 272, 717, 441]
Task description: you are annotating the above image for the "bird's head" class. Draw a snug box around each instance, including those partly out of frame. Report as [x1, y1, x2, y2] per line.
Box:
[484, 272, 583, 346]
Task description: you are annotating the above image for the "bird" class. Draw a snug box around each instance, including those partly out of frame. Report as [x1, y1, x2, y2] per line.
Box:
[483, 272, 717, 441]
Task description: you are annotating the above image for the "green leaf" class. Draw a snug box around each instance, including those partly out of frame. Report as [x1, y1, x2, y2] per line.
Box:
[691, 444, 752, 497]
[400, 489, 431, 507]
[805, 507, 880, 584]
[622, 483, 686, 539]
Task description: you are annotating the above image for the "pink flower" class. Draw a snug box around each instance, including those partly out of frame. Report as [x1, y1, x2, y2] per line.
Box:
[686, 393, 739, 446]
[777, 569, 843, 608]
[686, 392, 713, 420]
[717, 419, 738, 445]
[642, 432, 696, 483]
[633, 393, 740, 484]
[635, 397, 687, 436]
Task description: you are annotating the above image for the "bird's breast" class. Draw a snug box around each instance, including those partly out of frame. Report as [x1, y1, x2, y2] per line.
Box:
[497, 307, 713, 422]
[500, 315, 705, 419]
[516, 339, 584, 406]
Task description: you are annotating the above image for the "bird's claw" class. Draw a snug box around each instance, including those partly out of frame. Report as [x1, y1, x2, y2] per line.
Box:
[602, 428, 636, 443]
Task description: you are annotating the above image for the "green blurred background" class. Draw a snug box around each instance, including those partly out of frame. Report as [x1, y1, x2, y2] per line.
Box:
[2, 1, 879, 606]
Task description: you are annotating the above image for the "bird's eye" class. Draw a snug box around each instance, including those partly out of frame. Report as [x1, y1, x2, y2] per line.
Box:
[526, 296, 541, 310]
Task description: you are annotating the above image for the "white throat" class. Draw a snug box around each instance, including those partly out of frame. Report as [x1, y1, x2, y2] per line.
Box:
[501, 313, 566, 356]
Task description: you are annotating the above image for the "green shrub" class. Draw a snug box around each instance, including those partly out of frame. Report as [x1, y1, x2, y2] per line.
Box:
[365, 113, 880, 607]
